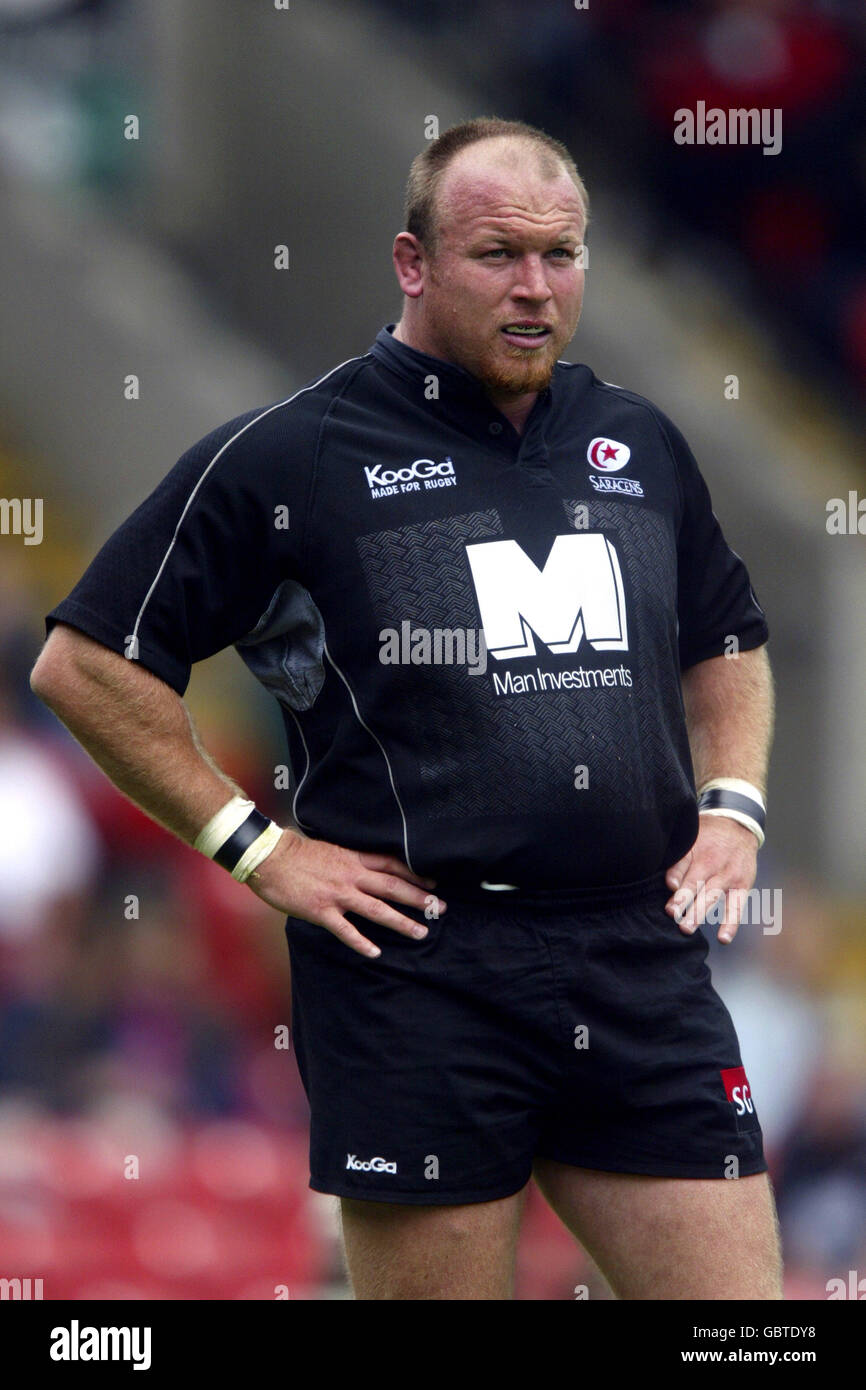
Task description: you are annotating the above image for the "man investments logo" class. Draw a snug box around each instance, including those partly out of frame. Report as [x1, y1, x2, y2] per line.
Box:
[466, 533, 628, 659]
[465, 534, 633, 698]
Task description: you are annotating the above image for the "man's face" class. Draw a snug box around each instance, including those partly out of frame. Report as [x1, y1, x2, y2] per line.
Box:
[416, 143, 586, 397]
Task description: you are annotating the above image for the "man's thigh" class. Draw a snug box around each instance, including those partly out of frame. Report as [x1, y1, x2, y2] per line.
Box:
[340, 1186, 529, 1300]
[532, 1158, 783, 1300]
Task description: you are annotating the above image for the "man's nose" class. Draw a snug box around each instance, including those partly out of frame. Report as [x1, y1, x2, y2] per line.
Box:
[512, 255, 553, 299]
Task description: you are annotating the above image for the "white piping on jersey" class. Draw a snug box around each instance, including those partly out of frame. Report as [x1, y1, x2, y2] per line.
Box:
[557, 361, 625, 389]
[322, 640, 416, 874]
[128, 355, 369, 651]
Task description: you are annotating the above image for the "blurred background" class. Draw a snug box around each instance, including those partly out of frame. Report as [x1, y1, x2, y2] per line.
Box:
[1, 0, 865, 1300]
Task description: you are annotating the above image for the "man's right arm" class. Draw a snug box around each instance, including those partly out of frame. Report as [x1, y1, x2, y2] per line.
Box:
[31, 624, 247, 842]
[30, 623, 442, 957]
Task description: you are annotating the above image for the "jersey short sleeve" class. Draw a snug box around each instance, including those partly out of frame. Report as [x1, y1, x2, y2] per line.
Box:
[45, 403, 313, 696]
[657, 410, 769, 670]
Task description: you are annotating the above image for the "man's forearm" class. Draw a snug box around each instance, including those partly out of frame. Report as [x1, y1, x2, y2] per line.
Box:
[30, 626, 250, 847]
[680, 645, 774, 796]
[30, 625, 434, 955]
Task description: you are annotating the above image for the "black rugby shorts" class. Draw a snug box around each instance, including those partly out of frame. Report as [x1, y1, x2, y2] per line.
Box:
[284, 869, 766, 1204]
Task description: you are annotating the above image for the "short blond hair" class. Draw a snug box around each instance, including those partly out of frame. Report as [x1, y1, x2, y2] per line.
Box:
[404, 117, 589, 255]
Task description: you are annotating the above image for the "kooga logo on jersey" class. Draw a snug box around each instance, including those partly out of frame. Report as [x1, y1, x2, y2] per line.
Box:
[346, 1154, 398, 1173]
[365, 456, 456, 498]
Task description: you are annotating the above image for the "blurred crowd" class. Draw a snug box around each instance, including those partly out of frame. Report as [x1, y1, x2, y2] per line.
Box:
[6, 0, 866, 415]
[6, 0, 866, 416]
[373, 0, 866, 427]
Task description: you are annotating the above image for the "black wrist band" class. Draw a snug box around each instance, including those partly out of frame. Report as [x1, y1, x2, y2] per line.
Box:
[697, 788, 766, 832]
[213, 808, 272, 873]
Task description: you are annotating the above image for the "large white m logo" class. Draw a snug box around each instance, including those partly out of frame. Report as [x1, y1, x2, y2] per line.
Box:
[465, 534, 628, 660]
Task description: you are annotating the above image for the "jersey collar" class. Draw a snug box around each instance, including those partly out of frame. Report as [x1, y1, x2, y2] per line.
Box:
[370, 323, 553, 444]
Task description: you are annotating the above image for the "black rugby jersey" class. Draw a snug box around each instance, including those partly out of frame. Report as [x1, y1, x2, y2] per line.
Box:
[45, 324, 768, 891]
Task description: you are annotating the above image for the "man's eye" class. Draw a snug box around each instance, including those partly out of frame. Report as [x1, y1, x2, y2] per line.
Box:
[481, 247, 576, 260]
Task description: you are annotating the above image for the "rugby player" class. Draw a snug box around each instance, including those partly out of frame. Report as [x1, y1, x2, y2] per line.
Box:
[31, 118, 782, 1300]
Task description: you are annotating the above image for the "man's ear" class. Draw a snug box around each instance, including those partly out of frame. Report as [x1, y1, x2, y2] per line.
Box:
[393, 232, 425, 299]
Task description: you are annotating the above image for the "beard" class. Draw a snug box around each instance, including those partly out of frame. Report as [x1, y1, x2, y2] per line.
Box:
[438, 315, 576, 399]
[472, 337, 561, 396]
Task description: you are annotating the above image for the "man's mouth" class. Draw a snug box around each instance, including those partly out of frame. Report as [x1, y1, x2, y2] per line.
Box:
[500, 322, 553, 347]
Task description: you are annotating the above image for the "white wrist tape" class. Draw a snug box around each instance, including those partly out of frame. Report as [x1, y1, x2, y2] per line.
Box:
[194, 797, 255, 858]
[193, 795, 284, 881]
[231, 820, 284, 882]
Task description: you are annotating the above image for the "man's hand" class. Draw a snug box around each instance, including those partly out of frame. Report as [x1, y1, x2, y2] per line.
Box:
[245, 828, 446, 958]
[664, 816, 758, 944]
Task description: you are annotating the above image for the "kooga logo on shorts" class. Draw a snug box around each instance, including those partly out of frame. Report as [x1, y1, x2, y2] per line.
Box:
[346, 1154, 398, 1173]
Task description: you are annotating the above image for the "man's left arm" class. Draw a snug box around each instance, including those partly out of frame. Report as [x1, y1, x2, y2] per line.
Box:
[665, 644, 775, 942]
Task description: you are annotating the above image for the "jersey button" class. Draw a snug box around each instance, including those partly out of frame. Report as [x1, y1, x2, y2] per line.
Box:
[488, 421, 503, 435]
